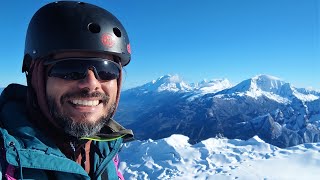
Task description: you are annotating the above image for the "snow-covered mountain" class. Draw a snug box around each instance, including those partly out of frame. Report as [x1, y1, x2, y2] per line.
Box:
[119, 134, 320, 180]
[115, 74, 320, 148]
[131, 75, 192, 93]
[220, 74, 319, 103]
[127, 74, 232, 94]
[194, 78, 232, 94]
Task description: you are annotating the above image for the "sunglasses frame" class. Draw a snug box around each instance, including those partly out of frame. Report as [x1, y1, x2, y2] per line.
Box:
[47, 58, 121, 81]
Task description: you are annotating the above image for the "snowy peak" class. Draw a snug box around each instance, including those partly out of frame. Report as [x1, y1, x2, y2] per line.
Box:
[221, 74, 319, 102]
[252, 75, 286, 92]
[232, 74, 286, 93]
[196, 79, 232, 93]
[223, 74, 290, 101]
[125, 74, 319, 102]
[139, 75, 192, 92]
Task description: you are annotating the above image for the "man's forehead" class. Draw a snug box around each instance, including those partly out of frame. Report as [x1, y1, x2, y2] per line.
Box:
[52, 51, 114, 60]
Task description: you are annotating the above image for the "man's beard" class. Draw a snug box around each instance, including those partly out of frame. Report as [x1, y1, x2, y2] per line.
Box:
[47, 90, 116, 138]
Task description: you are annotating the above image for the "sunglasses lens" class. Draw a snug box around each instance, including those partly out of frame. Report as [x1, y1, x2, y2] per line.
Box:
[96, 61, 120, 80]
[48, 59, 120, 81]
[49, 61, 86, 80]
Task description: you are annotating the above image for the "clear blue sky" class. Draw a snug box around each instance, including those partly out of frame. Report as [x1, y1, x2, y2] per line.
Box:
[0, 0, 319, 89]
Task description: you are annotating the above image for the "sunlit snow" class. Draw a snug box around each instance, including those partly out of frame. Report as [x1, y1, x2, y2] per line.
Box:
[119, 134, 320, 180]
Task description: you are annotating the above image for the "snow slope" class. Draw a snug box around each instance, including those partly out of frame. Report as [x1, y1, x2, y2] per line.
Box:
[119, 134, 320, 180]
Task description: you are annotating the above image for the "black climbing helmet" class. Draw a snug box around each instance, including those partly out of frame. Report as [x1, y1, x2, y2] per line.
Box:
[22, 1, 131, 72]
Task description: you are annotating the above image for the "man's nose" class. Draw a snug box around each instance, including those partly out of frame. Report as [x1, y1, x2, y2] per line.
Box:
[77, 69, 101, 91]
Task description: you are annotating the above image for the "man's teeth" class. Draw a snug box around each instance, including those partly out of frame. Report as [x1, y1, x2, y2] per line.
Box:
[71, 100, 100, 106]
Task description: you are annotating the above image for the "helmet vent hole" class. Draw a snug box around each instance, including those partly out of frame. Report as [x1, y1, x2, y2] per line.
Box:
[88, 23, 101, 33]
[113, 27, 121, 37]
[78, 2, 85, 5]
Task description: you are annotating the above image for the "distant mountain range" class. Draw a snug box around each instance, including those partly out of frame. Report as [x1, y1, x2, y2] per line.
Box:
[115, 74, 320, 148]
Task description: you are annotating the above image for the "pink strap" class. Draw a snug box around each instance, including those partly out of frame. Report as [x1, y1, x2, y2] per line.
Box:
[2, 150, 16, 180]
[113, 154, 125, 180]
[5, 164, 16, 180]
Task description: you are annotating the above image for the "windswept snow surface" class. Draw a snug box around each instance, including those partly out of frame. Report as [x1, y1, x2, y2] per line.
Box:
[119, 134, 320, 180]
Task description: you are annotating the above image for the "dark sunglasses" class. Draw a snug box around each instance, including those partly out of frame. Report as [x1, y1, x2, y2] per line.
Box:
[47, 58, 121, 81]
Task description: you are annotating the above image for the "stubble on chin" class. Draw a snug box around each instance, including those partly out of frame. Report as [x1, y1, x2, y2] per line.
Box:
[47, 91, 116, 138]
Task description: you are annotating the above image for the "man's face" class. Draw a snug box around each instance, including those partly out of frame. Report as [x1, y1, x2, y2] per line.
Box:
[46, 52, 119, 138]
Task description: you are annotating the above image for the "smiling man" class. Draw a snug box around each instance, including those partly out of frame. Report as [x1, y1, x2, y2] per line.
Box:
[0, 1, 133, 179]
[45, 52, 120, 138]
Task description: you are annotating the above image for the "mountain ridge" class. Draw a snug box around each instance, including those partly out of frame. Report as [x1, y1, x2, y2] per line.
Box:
[116, 74, 320, 148]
